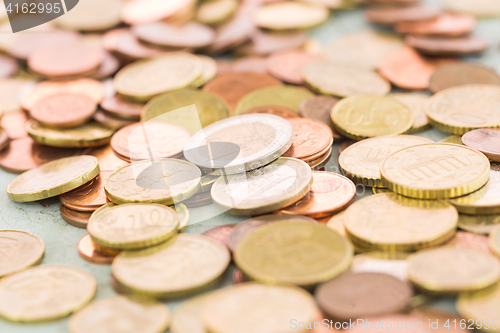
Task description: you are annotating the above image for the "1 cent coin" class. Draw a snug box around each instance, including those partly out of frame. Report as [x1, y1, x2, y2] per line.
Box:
[430, 62, 500, 93]
[60, 205, 92, 229]
[0, 230, 45, 278]
[463, 129, 500, 162]
[77, 234, 119, 265]
[266, 50, 320, 85]
[201, 224, 237, 250]
[283, 118, 333, 160]
[60, 171, 111, 212]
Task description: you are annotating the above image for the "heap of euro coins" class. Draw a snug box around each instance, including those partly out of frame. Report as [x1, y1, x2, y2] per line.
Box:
[1, 0, 500, 331]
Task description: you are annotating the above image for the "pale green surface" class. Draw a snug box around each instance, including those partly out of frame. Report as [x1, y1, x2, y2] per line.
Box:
[1, 1, 500, 332]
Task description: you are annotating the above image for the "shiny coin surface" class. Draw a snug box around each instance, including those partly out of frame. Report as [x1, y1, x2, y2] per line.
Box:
[0, 265, 96, 322]
[68, 295, 170, 333]
[211, 158, 312, 216]
[458, 214, 500, 235]
[234, 221, 353, 287]
[443, 0, 500, 18]
[331, 96, 414, 141]
[430, 63, 500, 94]
[462, 129, 500, 162]
[457, 283, 500, 333]
[77, 234, 119, 265]
[339, 135, 432, 187]
[88, 203, 179, 250]
[234, 86, 313, 115]
[184, 114, 292, 175]
[0, 230, 44, 278]
[344, 193, 458, 251]
[408, 247, 500, 294]
[7, 156, 99, 202]
[490, 225, 500, 258]
[60, 206, 92, 229]
[390, 93, 431, 133]
[283, 118, 333, 160]
[381, 143, 490, 199]
[105, 159, 201, 205]
[112, 234, 230, 298]
[255, 1, 328, 30]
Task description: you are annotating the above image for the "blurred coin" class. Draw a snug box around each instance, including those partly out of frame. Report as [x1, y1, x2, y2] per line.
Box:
[61, 205, 92, 229]
[93, 109, 135, 130]
[6, 31, 80, 61]
[395, 13, 476, 36]
[191, 55, 218, 88]
[121, 0, 195, 25]
[0, 54, 18, 78]
[0, 78, 36, 114]
[462, 129, 500, 162]
[266, 50, 319, 85]
[234, 29, 307, 57]
[100, 94, 143, 121]
[102, 28, 169, 60]
[440, 135, 463, 144]
[170, 293, 212, 333]
[235, 86, 313, 115]
[77, 234, 119, 265]
[255, 1, 329, 30]
[83, 145, 128, 171]
[430, 63, 500, 93]
[443, 0, 500, 18]
[490, 225, 500, 258]
[444, 231, 491, 254]
[196, 0, 238, 25]
[174, 203, 190, 232]
[458, 214, 500, 235]
[390, 93, 431, 133]
[182, 192, 213, 208]
[326, 212, 347, 236]
[299, 96, 343, 140]
[0, 230, 44, 278]
[0, 127, 8, 151]
[243, 105, 300, 118]
[133, 22, 215, 49]
[232, 268, 247, 284]
[1, 110, 27, 139]
[410, 308, 472, 333]
[232, 56, 267, 74]
[55, 0, 122, 31]
[201, 224, 236, 250]
[60, 171, 111, 212]
[350, 252, 410, 281]
[457, 283, 500, 333]
[203, 14, 255, 55]
[283, 118, 333, 160]
[366, 6, 440, 25]
[87, 52, 120, 80]
[406, 35, 490, 56]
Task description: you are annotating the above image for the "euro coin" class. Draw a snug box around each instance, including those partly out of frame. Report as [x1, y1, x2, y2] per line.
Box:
[490, 225, 500, 258]
[0, 230, 44, 278]
[390, 93, 431, 133]
[255, 1, 329, 30]
[458, 214, 500, 235]
[462, 129, 500, 162]
[170, 293, 212, 333]
[60, 171, 111, 212]
[457, 283, 500, 333]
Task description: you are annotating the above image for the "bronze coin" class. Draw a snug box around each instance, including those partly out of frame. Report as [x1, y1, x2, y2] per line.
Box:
[109, 275, 130, 295]
[82, 145, 129, 171]
[395, 13, 476, 36]
[366, 6, 440, 25]
[283, 118, 333, 160]
[6, 31, 81, 61]
[77, 234, 118, 265]
[234, 29, 307, 57]
[60, 171, 111, 212]
[30, 93, 97, 129]
[232, 56, 268, 74]
[201, 224, 237, 250]
[60, 205, 92, 229]
[406, 35, 490, 56]
[242, 105, 301, 119]
[266, 50, 320, 85]
[87, 52, 120, 80]
[216, 59, 234, 76]
[462, 129, 500, 162]
[299, 96, 343, 140]
[94, 110, 135, 130]
[100, 94, 144, 121]
[443, 231, 491, 254]
[0, 54, 18, 78]
[102, 28, 169, 60]
[315, 272, 414, 321]
[339, 140, 356, 154]
[429, 63, 500, 93]
[1, 111, 27, 139]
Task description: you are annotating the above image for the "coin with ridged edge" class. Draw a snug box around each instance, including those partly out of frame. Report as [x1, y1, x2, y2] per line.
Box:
[0, 230, 45, 278]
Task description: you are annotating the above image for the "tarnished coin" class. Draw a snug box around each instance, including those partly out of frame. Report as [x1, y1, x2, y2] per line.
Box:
[315, 272, 414, 321]
[88, 203, 179, 250]
[395, 13, 476, 36]
[458, 214, 500, 235]
[141, 88, 231, 135]
[366, 5, 440, 24]
[457, 283, 500, 333]
[77, 234, 119, 265]
[184, 114, 292, 175]
[7, 156, 99, 202]
[345, 193, 458, 251]
[69, 296, 170, 333]
[444, 231, 491, 254]
[61, 205, 92, 229]
[133, 21, 215, 49]
[211, 158, 312, 216]
[304, 62, 391, 97]
[339, 135, 432, 187]
[242, 105, 300, 119]
[406, 35, 490, 56]
[0, 230, 44, 278]
[490, 225, 500, 258]
[105, 159, 201, 205]
[1, 110, 28, 139]
[390, 94, 431, 133]
[430, 63, 500, 94]
[462, 129, 500, 162]
[121, 0, 194, 25]
[331, 95, 414, 141]
[350, 252, 410, 281]
[283, 118, 333, 160]
[255, 1, 328, 30]
[202, 283, 319, 333]
[114, 53, 203, 101]
[443, 0, 500, 18]
[381, 143, 490, 199]
[201, 224, 236, 250]
[0, 265, 96, 322]
[170, 293, 212, 333]
[112, 234, 230, 298]
[100, 95, 144, 121]
[266, 50, 319, 85]
[299, 96, 342, 139]
[426, 85, 500, 135]
[196, 0, 238, 25]
[276, 172, 356, 218]
[408, 247, 500, 294]
[234, 221, 353, 287]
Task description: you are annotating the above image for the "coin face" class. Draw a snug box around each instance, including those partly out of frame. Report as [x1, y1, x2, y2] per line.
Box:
[463, 129, 500, 162]
[88, 203, 179, 250]
[255, 1, 328, 30]
[170, 293, 212, 333]
[234, 221, 353, 287]
[55, 0, 122, 31]
[112, 234, 230, 298]
[444, 231, 491, 254]
[202, 283, 319, 333]
[430, 63, 500, 94]
[69, 296, 170, 333]
[408, 248, 500, 294]
[458, 214, 500, 235]
[196, 0, 238, 25]
[211, 158, 312, 215]
[242, 105, 300, 119]
[0, 265, 96, 322]
[104, 159, 201, 205]
[7, 155, 99, 202]
[390, 93, 431, 133]
[457, 283, 500, 333]
[0, 230, 44, 278]
[331, 95, 414, 140]
[121, 0, 194, 25]
[381, 143, 490, 199]
[100, 95, 143, 121]
[339, 135, 432, 186]
[344, 193, 458, 251]
[283, 118, 333, 160]
[366, 5, 439, 24]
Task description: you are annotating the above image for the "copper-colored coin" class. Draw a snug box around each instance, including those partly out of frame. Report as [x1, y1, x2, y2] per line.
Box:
[339, 140, 356, 154]
[0, 128, 8, 151]
[232, 56, 267, 74]
[462, 129, 500, 162]
[395, 13, 476, 36]
[82, 145, 128, 172]
[406, 35, 490, 56]
[0, 54, 18, 78]
[276, 172, 356, 218]
[77, 234, 119, 265]
[216, 59, 234, 76]
[6, 31, 80, 61]
[94, 109, 135, 130]
[0, 111, 28, 139]
[60, 205, 92, 229]
[366, 6, 440, 25]
[443, 231, 491, 254]
[87, 52, 120, 80]
[202, 72, 282, 112]
[232, 268, 247, 284]
[100, 94, 144, 121]
[430, 63, 500, 93]
[242, 105, 301, 119]
[60, 171, 111, 212]
[109, 275, 130, 295]
[315, 272, 414, 321]
[283, 118, 333, 160]
[102, 28, 168, 60]
[30, 93, 97, 129]
[308, 148, 333, 170]
[201, 224, 237, 250]
[379, 47, 457, 90]
[28, 44, 104, 78]
[410, 308, 471, 333]
[234, 29, 307, 57]
[110, 122, 190, 162]
[299, 96, 343, 141]
[266, 50, 320, 85]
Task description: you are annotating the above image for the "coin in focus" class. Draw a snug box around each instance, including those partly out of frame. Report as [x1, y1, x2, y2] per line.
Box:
[490, 225, 500, 258]
[283, 118, 333, 160]
[59, 171, 111, 212]
[0, 230, 44, 278]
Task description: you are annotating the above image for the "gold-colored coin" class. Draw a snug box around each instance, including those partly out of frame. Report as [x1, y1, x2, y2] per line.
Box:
[112, 234, 230, 299]
[344, 193, 458, 252]
[199, 175, 218, 193]
[390, 93, 431, 133]
[170, 293, 212, 333]
[114, 53, 203, 101]
[191, 55, 218, 88]
[234, 86, 314, 115]
[0, 265, 96, 322]
[174, 203, 190, 232]
[458, 214, 500, 235]
[211, 158, 312, 216]
[234, 221, 353, 288]
[104, 158, 201, 205]
[450, 163, 500, 214]
[0, 78, 35, 114]
[350, 252, 410, 281]
[490, 225, 500, 258]
[339, 135, 432, 187]
[457, 283, 500, 333]
[0, 230, 44, 278]
[254, 1, 329, 30]
[7, 156, 99, 202]
[55, 0, 122, 31]
[372, 186, 390, 194]
[381, 143, 490, 199]
[141, 88, 230, 135]
[88, 203, 179, 250]
[407, 247, 500, 294]
[202, 283, 319, 333]
[439, 135, 463, 145]
[68, 295, 171, 333]
[196, 0, 238, 25]
[26, 119, 114, 148]
[326, 212, 346, 236]
[331, 95, 413, 140]
[443, 0, 500, 18]
[426, 85, 500, 135]
[304, 63, 391, 98]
